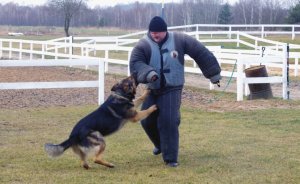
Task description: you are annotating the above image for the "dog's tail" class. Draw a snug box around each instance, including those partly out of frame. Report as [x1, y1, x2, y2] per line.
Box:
[44, 138, 74, 158]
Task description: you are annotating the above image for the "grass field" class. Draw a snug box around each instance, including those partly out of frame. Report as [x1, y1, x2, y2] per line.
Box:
[1, 99, 299, 184]
[0, 26, 299, 183]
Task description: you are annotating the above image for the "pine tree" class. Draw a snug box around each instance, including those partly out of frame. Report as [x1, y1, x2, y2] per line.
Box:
[218, 3, 232, 24]
[287, 3, 300, 24]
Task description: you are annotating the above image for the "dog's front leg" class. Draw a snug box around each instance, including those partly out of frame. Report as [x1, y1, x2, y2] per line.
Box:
[133, 89, 150, 107]
[130, 105, 157, 122]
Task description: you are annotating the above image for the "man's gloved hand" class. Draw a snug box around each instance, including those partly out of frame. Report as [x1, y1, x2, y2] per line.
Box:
[212, 80, 220, 87]
[146, 71, 159, 83]
[151, 75, 158, 82]
[210, 74, 221, 87]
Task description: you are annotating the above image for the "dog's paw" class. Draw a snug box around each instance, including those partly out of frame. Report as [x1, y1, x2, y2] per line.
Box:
[107, 163, 115, 168]
[82, 163, 90, 170]
[94, 160, 115, 168]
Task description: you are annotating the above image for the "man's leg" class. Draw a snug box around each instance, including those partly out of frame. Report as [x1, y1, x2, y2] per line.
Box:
[157, 89, 182, 164]
[140, 94, 161, 150]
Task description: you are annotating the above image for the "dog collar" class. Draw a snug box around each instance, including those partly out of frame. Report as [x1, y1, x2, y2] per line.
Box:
[111, 92, 133, 102]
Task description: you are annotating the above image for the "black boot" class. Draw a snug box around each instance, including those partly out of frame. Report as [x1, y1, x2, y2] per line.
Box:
[152, 147, 161, 155]
[165, 161, 179, 167]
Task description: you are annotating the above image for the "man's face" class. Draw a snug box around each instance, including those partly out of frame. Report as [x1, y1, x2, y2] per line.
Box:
[150, 31, 167, 43]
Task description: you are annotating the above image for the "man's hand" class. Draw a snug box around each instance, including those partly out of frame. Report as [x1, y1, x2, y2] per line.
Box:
[210, 74, 221, 87]
[151, 75, 158, 82]
[214, 81, 220, 87]
[146, 71, 159, 83]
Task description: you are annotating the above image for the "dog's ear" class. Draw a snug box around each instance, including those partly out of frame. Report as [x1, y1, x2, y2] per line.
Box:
[130, 73, 139, 86]
[111, 83, 120, 92]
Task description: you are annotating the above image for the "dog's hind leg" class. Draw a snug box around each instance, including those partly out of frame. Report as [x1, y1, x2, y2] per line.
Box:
[94, 143, 115, 168]
[81, 157, 90, 170]
[72, 146, 90, 169]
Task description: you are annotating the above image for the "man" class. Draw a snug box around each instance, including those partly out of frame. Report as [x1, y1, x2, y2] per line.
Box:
[129, 16, 221, 167]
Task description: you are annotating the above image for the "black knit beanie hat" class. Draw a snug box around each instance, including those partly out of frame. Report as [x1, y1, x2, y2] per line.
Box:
[148, 16, 167, 32]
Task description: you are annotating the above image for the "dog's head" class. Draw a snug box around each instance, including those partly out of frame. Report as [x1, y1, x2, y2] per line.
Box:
[111, 75, 137, 100]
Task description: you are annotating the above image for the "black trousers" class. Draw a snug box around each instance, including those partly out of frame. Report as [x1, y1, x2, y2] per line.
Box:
[141, 88, 182, 163]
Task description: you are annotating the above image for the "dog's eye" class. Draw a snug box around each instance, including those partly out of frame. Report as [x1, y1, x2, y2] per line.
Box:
[123, 84, 129, 91]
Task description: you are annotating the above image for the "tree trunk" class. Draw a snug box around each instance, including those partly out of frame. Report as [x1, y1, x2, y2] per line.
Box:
[64, 17, 70, 37]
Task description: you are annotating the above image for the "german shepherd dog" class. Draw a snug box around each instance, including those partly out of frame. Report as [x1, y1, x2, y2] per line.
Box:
[44, 76, 157, 169]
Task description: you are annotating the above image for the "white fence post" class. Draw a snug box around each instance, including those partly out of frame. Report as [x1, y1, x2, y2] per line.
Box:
[19, 41, 22, 60]
[55, 46, 58, 60]
[94, 40, 96, 56]
[64, 37, 67, 53]
[85, 46, 89, 56]
[127, 51, 131, 76]
[244, 63, 250, 96]
[9, 41, 12, 59]
[261, 26, 264, 38]
[85, 51, 89, 70]
[237, 33, 240, 47]
[42, 43, 45, 60]
[228, 26, 232, 39]
[81, 45, 84, 57]
[0, 40, 2, 58]
[237, 58, 244, 101]
[104, 50, 109, 73]
[282, 44, 288, 99]
[98, 60, 105, 105]
[295, 57, 299, 76]
[30, 43, 33, 60]
[69, 36, 73, 59]
[292, 26, 295, 40]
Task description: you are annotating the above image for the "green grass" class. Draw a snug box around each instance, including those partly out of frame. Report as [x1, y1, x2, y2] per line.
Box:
[1, 104, 299, 184]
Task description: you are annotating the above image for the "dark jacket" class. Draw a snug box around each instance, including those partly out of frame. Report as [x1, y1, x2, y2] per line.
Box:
[130, 32, 221, 89]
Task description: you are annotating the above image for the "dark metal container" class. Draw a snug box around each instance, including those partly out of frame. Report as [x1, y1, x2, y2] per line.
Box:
[244, 65, 273, 100]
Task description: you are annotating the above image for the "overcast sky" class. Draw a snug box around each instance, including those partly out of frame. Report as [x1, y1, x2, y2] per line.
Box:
[1, 0, 239, 8]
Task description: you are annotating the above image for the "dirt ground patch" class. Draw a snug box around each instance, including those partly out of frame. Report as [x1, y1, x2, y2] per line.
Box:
[0, 67, 299, 111]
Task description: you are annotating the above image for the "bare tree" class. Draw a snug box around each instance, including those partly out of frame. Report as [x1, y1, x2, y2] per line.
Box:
[180, 0, 193, 26]
[284, 0, 300, 8]
[48, 0, 87, 37]
[264, 0, 283, 24]
[0, 1, 294, 28]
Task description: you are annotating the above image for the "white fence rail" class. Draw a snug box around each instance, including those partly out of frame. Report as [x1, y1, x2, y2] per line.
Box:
[0, 59, 105, 105]
[64, 31, 300, 76]
[121, 24, 300, 40]
[0, 26, 298, 101]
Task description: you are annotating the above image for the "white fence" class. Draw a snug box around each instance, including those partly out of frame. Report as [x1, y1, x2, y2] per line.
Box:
[117, 24, 300, 40]
[0, 59, 105, 105]
[28, 30, 299, 76]
[0, 26, 297, 101]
